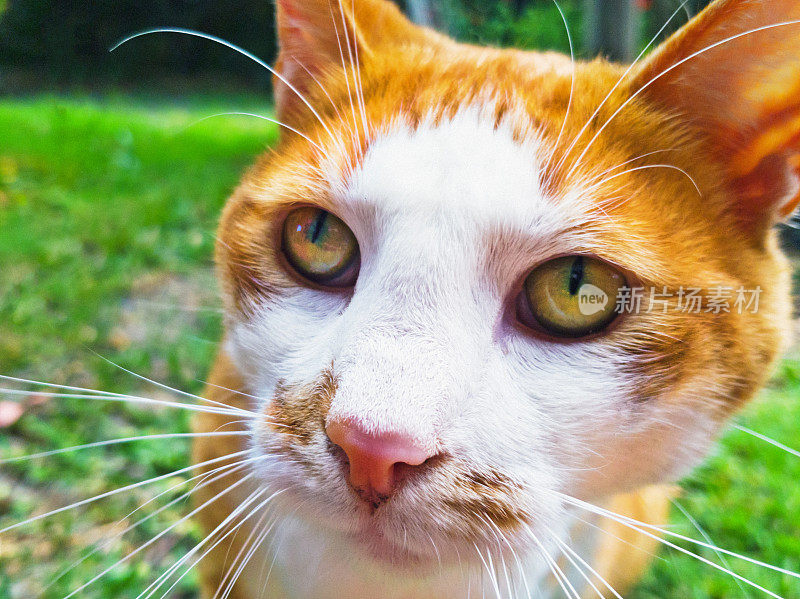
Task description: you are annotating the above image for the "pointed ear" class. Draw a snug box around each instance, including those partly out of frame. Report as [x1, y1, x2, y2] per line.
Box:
[274, 0, 437, 123]
[632, 0, 800, 232]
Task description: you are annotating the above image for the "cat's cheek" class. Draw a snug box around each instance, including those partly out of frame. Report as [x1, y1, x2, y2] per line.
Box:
[225, 290, 352, 388]
[570, 395, 723, 500]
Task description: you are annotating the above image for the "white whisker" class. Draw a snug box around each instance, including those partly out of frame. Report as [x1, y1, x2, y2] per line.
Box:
[547, 525, 618, 599]
[91, 352, 259, 414]
[545, 0, 576, 179]
[218, 510, 281, 599]
[524, 523, 576, 599]
[63, 471, 259, 599]
[145, 487, 285, 599]
[734, 425, 800, 459]
[671, 500, 751, 598]
[328, 0, 360, 150]
[1, 431, 250, 464]
[110, 28, 335, 141]
[0, 388, 251, 417]
[558, 492, 797, 597]
[345, 0, 370, 137]
[555, 0, 692, 176]
[186, 112, 333, 158]
[0, 371, 256, 415]
[0, 449, 253, 534]
[583, 163, 702, 197]
[567, 19, 800, 182]
[46, 459, 252, 592]
[474, 542, 503, 599]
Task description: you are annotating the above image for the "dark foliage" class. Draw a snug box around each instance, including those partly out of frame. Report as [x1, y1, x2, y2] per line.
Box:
[0, 0, 277, 91]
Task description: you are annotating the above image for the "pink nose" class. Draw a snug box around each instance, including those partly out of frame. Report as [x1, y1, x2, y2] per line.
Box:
[326, 420, 434, 506]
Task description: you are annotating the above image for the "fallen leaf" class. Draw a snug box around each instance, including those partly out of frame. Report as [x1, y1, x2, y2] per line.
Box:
[0, 400, 24, 427]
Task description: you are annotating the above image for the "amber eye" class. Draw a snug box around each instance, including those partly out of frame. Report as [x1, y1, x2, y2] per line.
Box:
[518, 256, 626, 338]
[281, 207, 359, 286]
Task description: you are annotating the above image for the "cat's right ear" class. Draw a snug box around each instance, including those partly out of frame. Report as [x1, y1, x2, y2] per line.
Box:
[632, 0, 800, 234]
[274, 0, 438, 124]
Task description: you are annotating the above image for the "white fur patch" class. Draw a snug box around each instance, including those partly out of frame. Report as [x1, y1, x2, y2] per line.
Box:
[223, 107, 722, 598]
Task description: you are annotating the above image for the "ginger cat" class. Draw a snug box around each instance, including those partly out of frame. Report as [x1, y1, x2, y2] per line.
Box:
[192, 0, 799, 597]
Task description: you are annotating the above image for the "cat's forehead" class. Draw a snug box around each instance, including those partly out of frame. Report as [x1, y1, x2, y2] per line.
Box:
[341, 107, 578, 234]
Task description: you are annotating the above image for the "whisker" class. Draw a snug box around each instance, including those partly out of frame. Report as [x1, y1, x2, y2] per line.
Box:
[473, 542, 503, 599]
[546, 525, 618, 599]
[555, 0, 692, 176]
[0, 449, 252, 534]
[64, 471, 260, 598]
[558, 493, 797, 597]
[198, 379, 267, 403]
[671, 499, 751, 598]
[0, 388, 252, 418]
[144, 487, 285, 599]
[185, 112, 333, 158]
[583, 163, 702, 197]
[498, 524, 532, 599]
[91, 352, 259, 414]
[328, 0, 361, 150]
[523, 523, 577, 599]
[294, 58, 346, 124]
[45, 459, 252, 591]
[217, 509, 280, 599]
[344, 0, 370, 137]
[562, 492, 800, 579]
[159, 495, 283, 599]
[0, 371, 256, 416]
[734, 425, 800, 459]
[579, 148, 678, 190]
[476, 514, 520, 599]
[545, 0, 576, 179]
[566, 19, 800, 183]
[214, 509, 271, 599]
[256, 504, 303, 598]
[1, 431, 250, 464]
[110, 28, 336, 142]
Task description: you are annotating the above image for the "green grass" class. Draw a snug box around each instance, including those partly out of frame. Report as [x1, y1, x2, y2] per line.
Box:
[0, 95, 274, 598]
[0, 96, 798, 598]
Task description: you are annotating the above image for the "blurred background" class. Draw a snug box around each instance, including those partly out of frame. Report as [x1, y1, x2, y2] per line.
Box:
[0, 0, 720, 92]
[0, 1, 798, 598]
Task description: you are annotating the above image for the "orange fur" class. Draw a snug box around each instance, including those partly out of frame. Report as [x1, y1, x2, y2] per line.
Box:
[194, 0, 798, 595]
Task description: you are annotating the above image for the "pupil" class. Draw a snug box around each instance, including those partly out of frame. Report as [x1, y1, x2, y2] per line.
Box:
[309, 211, 328, 244]
[568, 257, 585, 295]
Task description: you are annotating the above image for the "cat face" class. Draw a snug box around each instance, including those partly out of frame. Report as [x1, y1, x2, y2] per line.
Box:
[215, 0, 798, 566]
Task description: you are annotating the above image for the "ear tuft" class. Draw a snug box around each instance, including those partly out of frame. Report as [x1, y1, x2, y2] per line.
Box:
[633, 0, 800, 232]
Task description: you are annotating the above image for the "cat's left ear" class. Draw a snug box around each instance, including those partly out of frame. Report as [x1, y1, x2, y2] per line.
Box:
[274, 0, 441, 124]
[632, 0, 800, 232]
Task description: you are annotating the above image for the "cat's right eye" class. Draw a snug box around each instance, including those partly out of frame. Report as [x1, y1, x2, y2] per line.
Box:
[281, 207, 360, 287]
[517, 255, 626, 338]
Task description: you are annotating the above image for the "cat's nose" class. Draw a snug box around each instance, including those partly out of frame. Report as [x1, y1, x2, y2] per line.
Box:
[326, 419, 435, 506]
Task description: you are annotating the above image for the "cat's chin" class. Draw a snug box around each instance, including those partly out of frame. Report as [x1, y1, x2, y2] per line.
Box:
[304, 502, 460, 571]
[346, 525, 434, 570]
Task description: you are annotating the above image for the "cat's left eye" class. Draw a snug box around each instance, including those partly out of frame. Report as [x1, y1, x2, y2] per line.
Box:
[281, 207, 360, 287]
[517, 256, 626, 338]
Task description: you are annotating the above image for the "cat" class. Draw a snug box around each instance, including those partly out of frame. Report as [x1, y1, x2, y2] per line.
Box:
[185, 0, 800, 597]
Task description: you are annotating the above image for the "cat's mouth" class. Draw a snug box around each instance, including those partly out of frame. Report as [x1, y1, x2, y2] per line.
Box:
[258, 392, 544, 564]
[323, 452, 535, 566]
